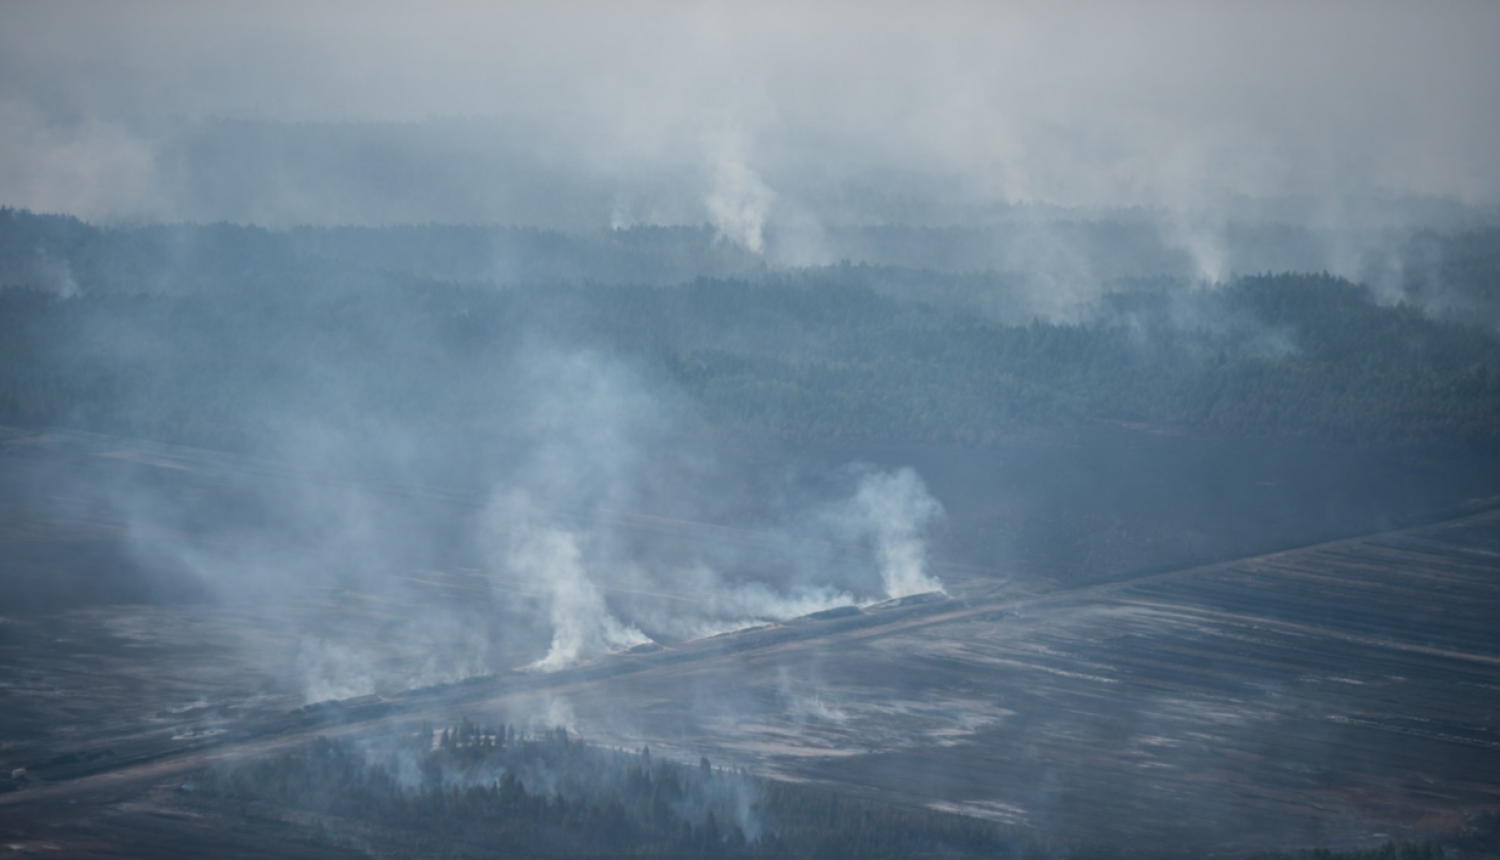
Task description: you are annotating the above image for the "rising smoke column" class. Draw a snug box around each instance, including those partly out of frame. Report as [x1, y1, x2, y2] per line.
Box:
[706, 157, 774, 254]
[702, 128, 775, 254]
[486, 462, 950, 672]
[490, 491, 649, 671]
[477, 351, 950, 672]
[838, 466, 946, 598]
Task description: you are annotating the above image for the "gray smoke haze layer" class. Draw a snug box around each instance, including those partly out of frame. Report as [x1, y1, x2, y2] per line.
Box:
[2, 1, 1497, 233]
[5, 2, 1499, 332]
[471, 349, 948, 672]
[75, 340, 947, 698]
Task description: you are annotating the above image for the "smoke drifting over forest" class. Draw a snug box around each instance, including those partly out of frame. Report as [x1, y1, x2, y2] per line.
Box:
[4, 4, 1500, 857]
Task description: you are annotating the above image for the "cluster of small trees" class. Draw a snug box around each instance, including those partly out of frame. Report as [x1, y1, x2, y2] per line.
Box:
[1252, 842, 1447, 860]
[189, 727, 1488, 858]
[187, 725, 1050, 857]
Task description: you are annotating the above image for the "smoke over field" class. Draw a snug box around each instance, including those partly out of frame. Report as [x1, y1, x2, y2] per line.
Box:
[2, 3, 1500, 858]
[76, 338, 953, 687]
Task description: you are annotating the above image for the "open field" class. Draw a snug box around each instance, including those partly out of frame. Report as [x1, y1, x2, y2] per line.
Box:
[3, 429, 1500, 855]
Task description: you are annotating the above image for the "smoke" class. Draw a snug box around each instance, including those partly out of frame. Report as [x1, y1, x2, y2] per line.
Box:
[851, 467, 946, 598]
[4, 3, 1498, 225]
[819, 465, 946, 599]
[0, 100, 156, 221]
[294, 637, 379, 703]
[30, 246, 80, 298]
[67, 341, 952, 686]
[4, 3, 1497, 334]
[491, 491, 650, 672]
[642, 573, 854, 642]
[469, 351, 947, 671]
[0, 291, 964, 686]
[1162, 216, 1231, 285]
[779, 666, 849, 725]
[705, 134, 775, 253]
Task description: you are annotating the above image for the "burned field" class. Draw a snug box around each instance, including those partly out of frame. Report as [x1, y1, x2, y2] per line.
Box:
[478, 509, 1498, 854]
[3, 429, 1500, 856]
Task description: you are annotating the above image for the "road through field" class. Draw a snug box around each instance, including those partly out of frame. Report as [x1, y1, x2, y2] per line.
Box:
[7, 504, 1500, 812]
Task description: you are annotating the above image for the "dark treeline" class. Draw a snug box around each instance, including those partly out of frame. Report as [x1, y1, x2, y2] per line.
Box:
[1250, 816, 1500, 860]
[188, 724, 1058, 858]
[3, 208, 1500, 452]
[6, 206, 1500, 306]
[1250, 846, 1446, 860]
[0, 209, 764, 290]
[2, 272, 1498, 451]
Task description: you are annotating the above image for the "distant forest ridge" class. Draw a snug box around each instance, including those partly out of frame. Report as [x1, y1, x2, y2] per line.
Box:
[4, 206, 1500, 313]
[1, 208, 1498, 450]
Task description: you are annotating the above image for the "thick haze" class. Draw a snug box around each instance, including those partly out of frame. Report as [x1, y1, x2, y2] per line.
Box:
[2, 1, 1498, 230]
[3, 0, 1500, 695]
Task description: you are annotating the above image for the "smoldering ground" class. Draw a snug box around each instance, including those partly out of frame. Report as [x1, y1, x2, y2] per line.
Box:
[19, 324, 951, 704]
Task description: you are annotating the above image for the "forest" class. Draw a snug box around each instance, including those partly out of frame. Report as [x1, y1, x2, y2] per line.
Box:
[2, 208, 1499, 452]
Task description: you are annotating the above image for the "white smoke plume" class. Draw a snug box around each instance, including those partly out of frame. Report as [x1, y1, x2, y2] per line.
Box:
[294, 636, 379, 704]
[833, 466, 946, 599]
[490, 491, 649, 672]
[483, 460, 948, 670]
[706, 159, 774, 254]
[464, 351, 951, 672]
[622, 567, 857, 643]
[32, 247, 81, 298]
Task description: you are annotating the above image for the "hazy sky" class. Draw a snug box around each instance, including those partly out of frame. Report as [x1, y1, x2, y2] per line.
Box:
[2, 1, 1498, 224]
